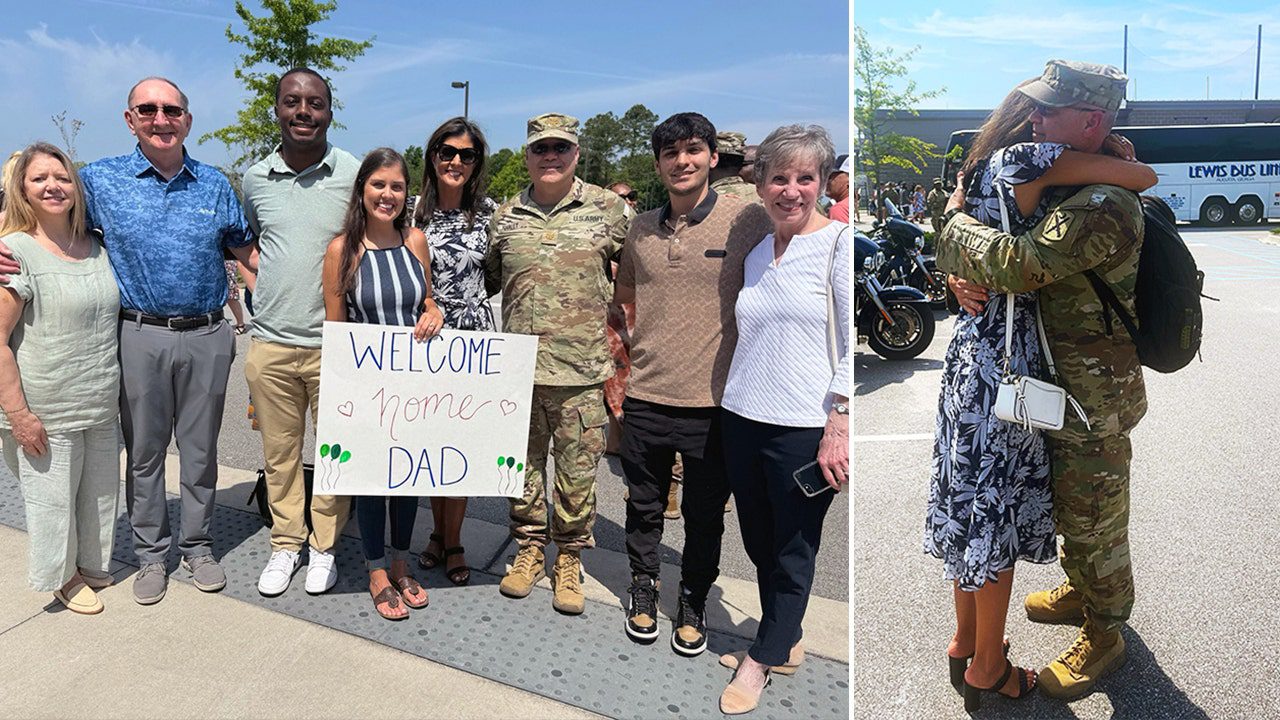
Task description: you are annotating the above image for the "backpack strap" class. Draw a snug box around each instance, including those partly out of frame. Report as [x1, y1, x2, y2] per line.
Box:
[1083, 269, 1140, 342]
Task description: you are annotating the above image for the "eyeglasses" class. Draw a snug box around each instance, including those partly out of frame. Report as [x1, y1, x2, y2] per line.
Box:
[619, 191, 638, 201]
[1032, 102, 1099, 118]
[436, 145, 479, 165]
[529, 141, 573, 156]
[131, 104, 187, 119]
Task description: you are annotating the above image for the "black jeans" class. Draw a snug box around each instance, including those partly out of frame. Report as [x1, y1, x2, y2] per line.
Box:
[721, 410, 833, 667]
[621, 398, 730, 603]
[356, 496, 418, 570]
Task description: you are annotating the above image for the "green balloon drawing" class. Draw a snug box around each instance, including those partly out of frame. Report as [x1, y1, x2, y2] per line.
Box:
[331, 443, 342, 460]
[516, 463, 523, 472]
[320, 443, 330, 458]
[339, 450, 351, 463]
[506, 456, 515, 468]
[497, 456, 505, 467]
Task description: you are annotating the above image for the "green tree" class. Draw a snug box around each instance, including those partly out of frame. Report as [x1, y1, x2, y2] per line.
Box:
[484, 147, 516, 189]
[201, 0, 373, 169]
[618, 104, 659, 156]
[403, 145, 424, 195]
[577, 112, 623, 186]
[487, 149, 530, 201]
[853, 25, 945, 189]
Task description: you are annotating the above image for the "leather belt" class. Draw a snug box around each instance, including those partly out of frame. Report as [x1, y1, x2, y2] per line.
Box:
[120, 309, 225, 330]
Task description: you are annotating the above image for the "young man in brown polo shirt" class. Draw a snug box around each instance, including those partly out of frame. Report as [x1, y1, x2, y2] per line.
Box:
[612, 112, 771, 656]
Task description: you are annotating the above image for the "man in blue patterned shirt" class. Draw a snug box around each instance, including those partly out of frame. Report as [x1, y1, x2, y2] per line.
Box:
[78, 77, 254, 605]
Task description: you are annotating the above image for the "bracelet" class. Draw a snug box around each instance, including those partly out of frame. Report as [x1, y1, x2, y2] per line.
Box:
[2, 403, 28, 415]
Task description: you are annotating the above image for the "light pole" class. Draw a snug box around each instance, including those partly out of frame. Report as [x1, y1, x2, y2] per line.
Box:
[451, 80, 470, 118]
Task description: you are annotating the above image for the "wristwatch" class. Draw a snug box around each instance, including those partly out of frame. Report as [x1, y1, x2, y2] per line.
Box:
[942, 208, 964, 227]
[832, 402, 849, 416]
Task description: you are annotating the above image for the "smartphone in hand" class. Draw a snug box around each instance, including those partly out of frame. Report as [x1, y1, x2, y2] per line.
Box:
[793, 460, 835, 497]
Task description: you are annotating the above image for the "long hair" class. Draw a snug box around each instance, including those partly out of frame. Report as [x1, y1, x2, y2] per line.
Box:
[337, 147, 409, 293]
[960, 78, 1038, 194]
[414, 117, 490, 231]
[0, 142, 87, 240]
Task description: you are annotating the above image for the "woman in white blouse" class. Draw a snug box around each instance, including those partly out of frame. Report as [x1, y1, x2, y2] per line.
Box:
[716, 125, 849, 715]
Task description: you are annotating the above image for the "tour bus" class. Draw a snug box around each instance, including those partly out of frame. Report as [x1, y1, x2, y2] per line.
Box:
[942, 123, 1280, 225]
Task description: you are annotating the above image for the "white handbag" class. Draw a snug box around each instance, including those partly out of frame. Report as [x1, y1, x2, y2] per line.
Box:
[989, 191, 1089, 432]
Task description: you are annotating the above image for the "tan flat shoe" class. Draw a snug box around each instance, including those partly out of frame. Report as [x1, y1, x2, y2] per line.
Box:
[54, 580, 103, 615]
[719, 668, 771, 715]
[718, 644, 805, 675]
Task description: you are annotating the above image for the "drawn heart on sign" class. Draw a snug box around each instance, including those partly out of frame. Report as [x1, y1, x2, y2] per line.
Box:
[337, 401, 354, 417]
[499, 400, 517, 416]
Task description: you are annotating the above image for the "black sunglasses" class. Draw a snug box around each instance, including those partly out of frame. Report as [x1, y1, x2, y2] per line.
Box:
[619, 191, 638, 201]
[529, 141, 573, 156]
[436, 145, 479, 165]
[132, 103, 186, 119]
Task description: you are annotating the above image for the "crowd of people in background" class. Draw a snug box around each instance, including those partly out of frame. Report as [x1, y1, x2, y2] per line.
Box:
[0, 67, 849, 716]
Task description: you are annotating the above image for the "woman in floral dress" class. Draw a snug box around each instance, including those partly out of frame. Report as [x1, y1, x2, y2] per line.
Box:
[924, 80, 1157, 703]
[409, 117, 496, 586]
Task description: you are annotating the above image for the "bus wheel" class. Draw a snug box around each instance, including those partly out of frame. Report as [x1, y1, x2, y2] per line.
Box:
[1200, 198, 1230, 226]
[1234, 197, 1264, 225]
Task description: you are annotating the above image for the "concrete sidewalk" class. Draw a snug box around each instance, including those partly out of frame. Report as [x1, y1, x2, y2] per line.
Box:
[0, 454, 851, 719]
[0, 524, 596, 719]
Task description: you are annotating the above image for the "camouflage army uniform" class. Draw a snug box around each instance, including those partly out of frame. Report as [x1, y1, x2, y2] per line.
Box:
[936, 183, 1146, 633]
[710, 175, 761, 204]
[926, 184, 949, 234]
[485, 176, 630, 551]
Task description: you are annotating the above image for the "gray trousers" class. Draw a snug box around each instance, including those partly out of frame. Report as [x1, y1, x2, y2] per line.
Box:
[119, 318, 235, 565]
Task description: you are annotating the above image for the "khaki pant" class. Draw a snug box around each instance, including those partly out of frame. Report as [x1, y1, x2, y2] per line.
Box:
[510, 384, 607, 551]
[245, 339, 350, 553]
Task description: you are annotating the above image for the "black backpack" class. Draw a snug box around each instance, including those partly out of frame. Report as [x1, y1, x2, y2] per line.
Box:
[1083, 195, 1207, 374]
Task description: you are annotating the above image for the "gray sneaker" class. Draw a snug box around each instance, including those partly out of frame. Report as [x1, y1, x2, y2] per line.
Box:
[133, 562, 168, 605]
[182, 555, 227, 592]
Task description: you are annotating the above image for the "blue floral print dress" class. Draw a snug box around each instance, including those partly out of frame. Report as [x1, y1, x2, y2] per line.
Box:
[923, 142, 1066, 590]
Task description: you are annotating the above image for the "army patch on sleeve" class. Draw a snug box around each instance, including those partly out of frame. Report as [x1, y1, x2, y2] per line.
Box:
[1043, 211, 1074, 241]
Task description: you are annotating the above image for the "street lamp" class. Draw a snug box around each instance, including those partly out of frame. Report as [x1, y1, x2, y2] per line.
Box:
[451, 80, 470, 119]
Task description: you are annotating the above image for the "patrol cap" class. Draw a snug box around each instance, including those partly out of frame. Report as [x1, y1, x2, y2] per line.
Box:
[716, 131, 747, 157]
[527, 113, 579, 145]
[1019, 60, 1128, 112]
[933, 178, 943, 186]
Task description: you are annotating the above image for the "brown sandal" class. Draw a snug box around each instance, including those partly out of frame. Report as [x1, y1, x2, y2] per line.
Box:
[444, 546, 470, 586]
[391, 574, 430, 609]
[371, 585, 406, 621]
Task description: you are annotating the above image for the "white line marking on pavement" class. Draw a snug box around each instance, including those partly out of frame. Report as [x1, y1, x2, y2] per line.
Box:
[853, 433, 934, 442]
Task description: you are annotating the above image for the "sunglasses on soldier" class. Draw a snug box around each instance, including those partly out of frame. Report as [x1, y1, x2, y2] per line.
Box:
[529, 141, 573, 156]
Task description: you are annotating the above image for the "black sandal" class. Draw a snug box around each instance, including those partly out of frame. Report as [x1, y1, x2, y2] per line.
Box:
[963, 659, 1035, 712]
[949, 637, 1010, 694]
[391, 574, 430, 609]
[444, 546, 470, 586]
[418, 533, 443, 569]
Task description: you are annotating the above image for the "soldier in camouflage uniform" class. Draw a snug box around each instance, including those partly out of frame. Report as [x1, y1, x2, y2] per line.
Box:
[935, 60, 1144, 701]
[926, 178, 948, 235]
[708, 131, 761, 204]
[484, 113, 630, 615]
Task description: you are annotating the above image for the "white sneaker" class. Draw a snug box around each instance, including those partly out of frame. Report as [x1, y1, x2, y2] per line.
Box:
[258, 549, 300, 597]
[305, 548, 338, 594]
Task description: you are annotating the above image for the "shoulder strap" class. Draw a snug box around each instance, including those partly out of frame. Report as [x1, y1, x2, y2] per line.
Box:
[996, 190, 1059, 379]
[1084, 269, 1139, 340]
[826, 226, 847, 372]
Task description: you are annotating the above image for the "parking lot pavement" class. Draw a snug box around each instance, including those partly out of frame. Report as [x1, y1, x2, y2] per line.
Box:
[852, 226, 1280, 719]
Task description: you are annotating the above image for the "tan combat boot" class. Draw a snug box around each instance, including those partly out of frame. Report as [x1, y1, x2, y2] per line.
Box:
[1039, 620, 1126, 699]
[499, 545, 545, 599]
[551, 550, 585, 614]
[1024, 579, 1085, 624]
[664, 479, 681, 520]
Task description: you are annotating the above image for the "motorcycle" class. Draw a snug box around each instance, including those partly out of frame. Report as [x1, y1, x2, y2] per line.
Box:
[854, 230, 936, 361]
[872, 199, 949, 309]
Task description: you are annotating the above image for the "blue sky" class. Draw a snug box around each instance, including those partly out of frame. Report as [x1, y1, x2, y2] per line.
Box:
[1, 0, 851, 169]
[857, 0, 1280, 109]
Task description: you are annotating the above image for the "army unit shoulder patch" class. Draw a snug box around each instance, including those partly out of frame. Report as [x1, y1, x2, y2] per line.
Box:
[1043, 210, 1074, 241]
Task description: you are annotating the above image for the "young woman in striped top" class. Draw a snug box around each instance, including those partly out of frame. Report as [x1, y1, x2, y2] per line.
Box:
[322, 147, 444, 621]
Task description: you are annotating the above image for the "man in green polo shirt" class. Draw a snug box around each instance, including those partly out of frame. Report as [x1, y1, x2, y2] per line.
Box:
[241, 67, 359, 599]
[484, 113, 630, 615]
